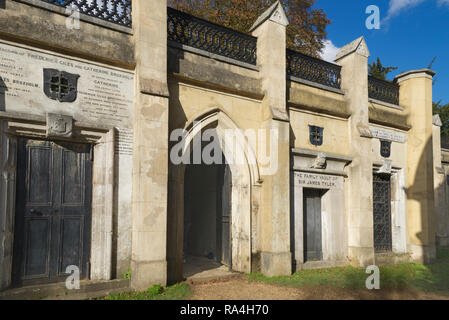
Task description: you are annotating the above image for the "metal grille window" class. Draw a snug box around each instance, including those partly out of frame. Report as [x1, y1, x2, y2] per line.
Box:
[373, 174, 392, 252]
[39, 0, 132, 28]
[380, 140, 392, 158]
[309, 126, 324, 146]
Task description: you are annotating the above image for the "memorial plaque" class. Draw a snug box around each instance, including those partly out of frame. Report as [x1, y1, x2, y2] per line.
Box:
[295, 172, 343, 189]
[369, 126, 406, 144]
[0, 41, 134, 128]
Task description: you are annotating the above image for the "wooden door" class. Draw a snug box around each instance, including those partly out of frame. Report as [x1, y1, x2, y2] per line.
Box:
[303, 189, 323, 262]
[12, 139, 92, 287]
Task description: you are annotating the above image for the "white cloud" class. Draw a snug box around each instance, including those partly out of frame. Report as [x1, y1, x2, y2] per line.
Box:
[385, 0, 426, 21]
[320, 40, 340, 63]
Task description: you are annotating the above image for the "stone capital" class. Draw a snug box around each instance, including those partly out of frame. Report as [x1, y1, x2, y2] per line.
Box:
[335, 36, 370, 61]
[433, 114, 443, 127]
[394, 69, 436, 84]
[249, 1, 289, 32]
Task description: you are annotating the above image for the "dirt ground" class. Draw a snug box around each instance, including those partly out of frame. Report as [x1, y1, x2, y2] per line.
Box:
[187, 276, 449, 300]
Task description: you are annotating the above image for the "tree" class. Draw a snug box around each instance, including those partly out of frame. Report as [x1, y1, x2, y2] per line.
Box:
[167, 0, 330, 57]
[368, 57, 398, 81]
[433, 101, 449, 136]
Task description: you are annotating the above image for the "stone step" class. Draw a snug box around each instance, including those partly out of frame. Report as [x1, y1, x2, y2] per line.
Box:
[0, 279, 130, 300]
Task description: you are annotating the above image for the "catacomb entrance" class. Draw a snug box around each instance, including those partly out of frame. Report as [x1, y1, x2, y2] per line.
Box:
[373, 174, 392, 252]
[183, 160, 232, 277]
[12, 138, 92, 287]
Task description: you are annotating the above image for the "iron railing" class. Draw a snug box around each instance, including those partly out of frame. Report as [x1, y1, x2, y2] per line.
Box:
[287, 49, 342, 90]
[167, 7, 257, 65]
[40, 0, 132, 28]
[368, 76, 399, 105]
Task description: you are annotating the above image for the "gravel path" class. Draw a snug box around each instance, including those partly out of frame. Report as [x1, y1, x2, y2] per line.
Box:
[188, 276, 449, 300]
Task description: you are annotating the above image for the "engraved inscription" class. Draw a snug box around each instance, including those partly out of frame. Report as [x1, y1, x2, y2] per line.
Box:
[296, 172, 341, 189]
[0, 42, 134, 128]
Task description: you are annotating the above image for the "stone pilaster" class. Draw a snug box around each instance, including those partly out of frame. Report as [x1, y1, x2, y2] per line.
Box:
[432, 115, 449, 246]
[131, 0, 169, 290]
[251, 1, 292, 276]
[395, 69, 437, 262]
[335, 37, 375, 267]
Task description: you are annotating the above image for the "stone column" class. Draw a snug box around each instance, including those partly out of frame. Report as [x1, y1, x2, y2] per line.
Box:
[395, 69, 437, 262]
[335, 37, 375, 267]
[250, 1, 291, 276]
[131, 0, 170, 290]
[432, 115, 448, 246]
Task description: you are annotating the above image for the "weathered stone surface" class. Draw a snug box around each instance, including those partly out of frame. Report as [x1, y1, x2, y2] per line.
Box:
[0, 0, 134, 68]
[0, 41, 134, 128]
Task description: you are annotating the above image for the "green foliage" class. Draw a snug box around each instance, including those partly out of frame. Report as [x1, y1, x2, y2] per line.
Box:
[147, 284, 164, 295]
[368, 57, 398, 81]
[123, 269, 131, 280]
[433, 101, 449, 136]
[97, 283, 191, 300]
[168, 0, 331, 57]
[247, 248, 449, 294]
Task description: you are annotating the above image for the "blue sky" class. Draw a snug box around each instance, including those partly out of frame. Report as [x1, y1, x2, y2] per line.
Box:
[314, 0, 449, 104]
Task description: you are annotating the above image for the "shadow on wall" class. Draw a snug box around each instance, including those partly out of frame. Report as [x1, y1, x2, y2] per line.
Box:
[0, 77, 6, 112]
[404, 137, 436, 261]
[434, 147, 449, 247]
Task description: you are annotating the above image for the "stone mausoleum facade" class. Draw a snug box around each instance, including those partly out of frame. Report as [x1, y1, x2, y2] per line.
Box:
[0, 0, 448, 293]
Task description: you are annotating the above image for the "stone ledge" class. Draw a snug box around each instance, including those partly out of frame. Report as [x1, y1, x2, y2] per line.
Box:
[168, 41, 259, 71]
[292, 148, 352, 163]
[0, 279, 130, 300]
[15, 0, 133, 34]
[369, 98, 404, 111]
[288, 75, 345, 95]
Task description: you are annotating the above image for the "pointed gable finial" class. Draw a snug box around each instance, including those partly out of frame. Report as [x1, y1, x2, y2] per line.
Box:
[249, 1, 289, 32]
[433, 114, 443, 127]
[335, 36, 370, 61]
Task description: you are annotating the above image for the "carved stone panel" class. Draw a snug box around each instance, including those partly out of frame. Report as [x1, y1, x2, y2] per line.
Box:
[46, 113, 73, 138]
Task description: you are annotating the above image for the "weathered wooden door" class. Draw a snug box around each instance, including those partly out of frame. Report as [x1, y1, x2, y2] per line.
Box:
[373, 174, 392, 252]
[303, 189, 323, 262]
[12, 139, 92, 287]
[220, 165, 232, 267]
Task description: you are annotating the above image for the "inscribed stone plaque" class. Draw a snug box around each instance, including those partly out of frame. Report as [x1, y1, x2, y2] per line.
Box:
[295, 172, 343, 189]
[0, 41, 134, 128]
[369, 126, 406, 144]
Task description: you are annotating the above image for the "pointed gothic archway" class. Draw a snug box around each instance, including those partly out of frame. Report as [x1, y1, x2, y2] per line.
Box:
[167, 108, 260, 283]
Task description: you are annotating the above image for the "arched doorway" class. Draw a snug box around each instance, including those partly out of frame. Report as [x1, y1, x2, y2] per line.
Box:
[167, 108, 261, 283]
[183, 160, 233, 277]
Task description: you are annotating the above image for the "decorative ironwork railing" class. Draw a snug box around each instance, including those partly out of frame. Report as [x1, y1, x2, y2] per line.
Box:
[368, 76, 399, 105]
[40, 0, 132, 28]
[167, 7, 257, 65]
[286, 49, 342, 89]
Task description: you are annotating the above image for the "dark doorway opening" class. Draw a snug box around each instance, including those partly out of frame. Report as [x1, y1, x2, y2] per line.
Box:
[183, 161, 232, 278]
[303, 189, 324, 262]
[12, 138, 93, 287]
[373, 173, 392, 252]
